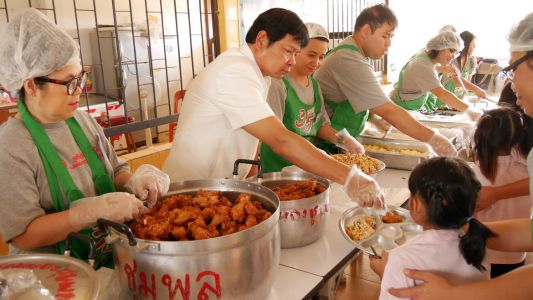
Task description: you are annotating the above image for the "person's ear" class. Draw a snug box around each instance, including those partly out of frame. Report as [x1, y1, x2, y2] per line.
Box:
[361, 23, 372, 39]
[23, 79, 39, 97]
[255, 30, 270, 50]
[410, 195, 424, 217]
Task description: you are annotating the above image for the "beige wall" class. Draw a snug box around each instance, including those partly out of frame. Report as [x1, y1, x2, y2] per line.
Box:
[218, 0, 241, 52]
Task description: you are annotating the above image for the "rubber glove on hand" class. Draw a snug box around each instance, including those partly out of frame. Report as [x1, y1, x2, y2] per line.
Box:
[342, 166, 384, 208]
[125, 164, 170, 207]
[464, 106, 483, 121]
[336, 129, 365, 154]
[68, 192, 145, 231]
[427, 131, 457, 157]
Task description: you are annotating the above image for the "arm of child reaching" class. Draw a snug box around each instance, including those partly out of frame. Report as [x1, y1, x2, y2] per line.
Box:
[369, 249, 389, 278]
[485, 218, 533, 252]
[476, 179, 529, 211]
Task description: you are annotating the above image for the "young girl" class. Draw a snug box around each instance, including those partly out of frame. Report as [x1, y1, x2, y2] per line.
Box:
[371, 157, 496, 300]
[472, 107, 532, 278]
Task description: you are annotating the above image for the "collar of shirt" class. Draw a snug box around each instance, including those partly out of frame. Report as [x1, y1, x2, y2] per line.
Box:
[239, 43, 272, 91]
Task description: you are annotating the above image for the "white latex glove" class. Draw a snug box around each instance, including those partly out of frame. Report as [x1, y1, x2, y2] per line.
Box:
[342, 166, 384, 208]
[335, 128, 365, 154]
[464, 106, 483, 121]
[427, 131, 458, 157]
[68, 192, 145, 231]
[124, 164, 170, 207]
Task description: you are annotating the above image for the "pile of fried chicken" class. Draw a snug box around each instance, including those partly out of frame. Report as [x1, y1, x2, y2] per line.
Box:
[129, 190, 272, 241]
[272, 180, 327, 201]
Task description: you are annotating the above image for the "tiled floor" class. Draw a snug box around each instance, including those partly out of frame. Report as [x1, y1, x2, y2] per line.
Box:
[334, 251, 533, 300]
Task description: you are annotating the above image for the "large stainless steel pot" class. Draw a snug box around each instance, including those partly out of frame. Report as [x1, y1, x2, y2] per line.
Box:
[98, 176, 280, 300]
[254, 169, 330, 249]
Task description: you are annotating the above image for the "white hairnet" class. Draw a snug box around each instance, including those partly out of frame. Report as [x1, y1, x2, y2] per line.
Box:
[508, 12, 533, 52]
[438, 25, 457, 33]
[0, 8, 80, 91]
[426, 31, 462, 52]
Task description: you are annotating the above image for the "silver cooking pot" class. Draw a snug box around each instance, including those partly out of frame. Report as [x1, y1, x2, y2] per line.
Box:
[251, 169, 330, 249]
[98, 167, 280, 300]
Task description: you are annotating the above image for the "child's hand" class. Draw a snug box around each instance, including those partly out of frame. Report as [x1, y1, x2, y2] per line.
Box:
[369, 249, 389, 278]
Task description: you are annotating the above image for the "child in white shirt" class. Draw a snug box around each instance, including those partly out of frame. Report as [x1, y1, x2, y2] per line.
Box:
[472, 107, 532, 278]
[371, 157, 496, 300]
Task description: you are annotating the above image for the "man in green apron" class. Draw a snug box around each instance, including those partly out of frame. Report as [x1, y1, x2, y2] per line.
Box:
[0, 9, 170, 269]
[392, 31, 482, 121]
[261, 23, 364, 172]
[315, 5, 457, 157]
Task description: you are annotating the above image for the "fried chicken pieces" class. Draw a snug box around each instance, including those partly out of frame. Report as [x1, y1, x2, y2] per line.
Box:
[129, 190, 272, 241]
[272, 180, 327, 201]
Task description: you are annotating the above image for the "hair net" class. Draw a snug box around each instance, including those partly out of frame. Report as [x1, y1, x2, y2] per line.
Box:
[438, 24, 457, 33]
[426, 31, 462, 52]
[305, 23, 329, 42]
[0, 8, 80, 91]
[508, 12, 533, 52]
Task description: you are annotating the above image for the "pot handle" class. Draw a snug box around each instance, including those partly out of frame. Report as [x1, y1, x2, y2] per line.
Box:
[97, 218, 138, 247]
[64, 232, 96, 268]
[233, 159, 263, 183]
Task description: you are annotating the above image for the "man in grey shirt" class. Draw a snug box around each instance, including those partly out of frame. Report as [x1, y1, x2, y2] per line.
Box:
[315, 4, 456, 156]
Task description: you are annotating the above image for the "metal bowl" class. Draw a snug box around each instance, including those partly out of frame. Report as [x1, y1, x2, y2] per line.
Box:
[258, 170, 330, 249]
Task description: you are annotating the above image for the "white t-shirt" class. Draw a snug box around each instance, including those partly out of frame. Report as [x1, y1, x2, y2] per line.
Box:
[397, 53, 442, 101]
[314, 37, 391, 113]
[379, 229, 488, 300]
[163, 44, 274, 181]
[474, 151, 531, 264]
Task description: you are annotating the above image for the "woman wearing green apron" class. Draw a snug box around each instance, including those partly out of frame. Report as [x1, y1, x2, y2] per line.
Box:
[0, 9, 170, 269]
[261, 23, 364, 172]
[438, 31, 487, 108]
[392, 31, 482, 121]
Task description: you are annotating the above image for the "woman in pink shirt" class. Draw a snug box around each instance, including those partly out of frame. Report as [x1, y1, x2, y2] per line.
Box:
[472, 107, 532, 278]
[372, 157, 496, 299]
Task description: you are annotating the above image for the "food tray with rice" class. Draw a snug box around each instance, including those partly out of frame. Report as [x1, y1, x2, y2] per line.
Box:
[330, 153, 386, 177]
[339, 206, 422, 256]
[356, 136, 430, 171]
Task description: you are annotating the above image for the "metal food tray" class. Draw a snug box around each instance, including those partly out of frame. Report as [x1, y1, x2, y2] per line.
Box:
[339, 206, 421, 256]
[357, 136, 430, 170]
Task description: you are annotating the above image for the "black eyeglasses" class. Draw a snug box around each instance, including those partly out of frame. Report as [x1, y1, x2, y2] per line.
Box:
[501, 51, 533, 82]
[34, 71, 88, 95]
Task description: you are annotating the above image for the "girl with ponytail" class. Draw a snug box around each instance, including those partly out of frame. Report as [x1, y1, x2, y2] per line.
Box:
[372, 157, 496, 300]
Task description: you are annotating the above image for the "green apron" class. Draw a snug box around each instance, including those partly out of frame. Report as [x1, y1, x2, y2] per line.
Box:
[394, 52, 436, 111]
[442, 57, 476, 99]
[18, 100, 115, 269]
[323, 44, 369, 137]
[261, 77, 323, 172]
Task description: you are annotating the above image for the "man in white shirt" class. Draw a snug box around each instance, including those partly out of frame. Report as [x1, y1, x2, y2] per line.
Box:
[163, 8, 382, 207]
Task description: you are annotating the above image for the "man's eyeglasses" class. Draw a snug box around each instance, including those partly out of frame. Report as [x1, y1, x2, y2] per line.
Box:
[34, 71, 88, 95]
[501, 51, 532, 82]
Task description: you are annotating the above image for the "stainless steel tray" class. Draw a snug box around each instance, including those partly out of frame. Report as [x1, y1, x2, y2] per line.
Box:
[357, 136, 430, 170]
[339, 206, 422, 256]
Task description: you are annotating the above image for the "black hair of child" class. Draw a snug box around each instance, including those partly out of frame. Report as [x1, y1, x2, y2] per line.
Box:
[472, 107, 532, 183]
[408, 157, 497, 271]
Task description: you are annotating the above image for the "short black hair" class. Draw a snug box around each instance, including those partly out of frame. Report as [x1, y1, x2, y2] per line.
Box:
[354, 4, 398, 33]
[428, 49, 440, 59]
[408, 157, 496, 271]
[245, 8, 308, 48]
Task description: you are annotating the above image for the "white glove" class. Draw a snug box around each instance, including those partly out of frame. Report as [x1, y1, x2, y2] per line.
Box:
[124, 164, 170, 207]
[464, 106, 483, 121]
[427, 131, 458, 157]
[335, 128, 365, 154]
[342, 166, 384, 208]
[68, 192, 145, 230]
